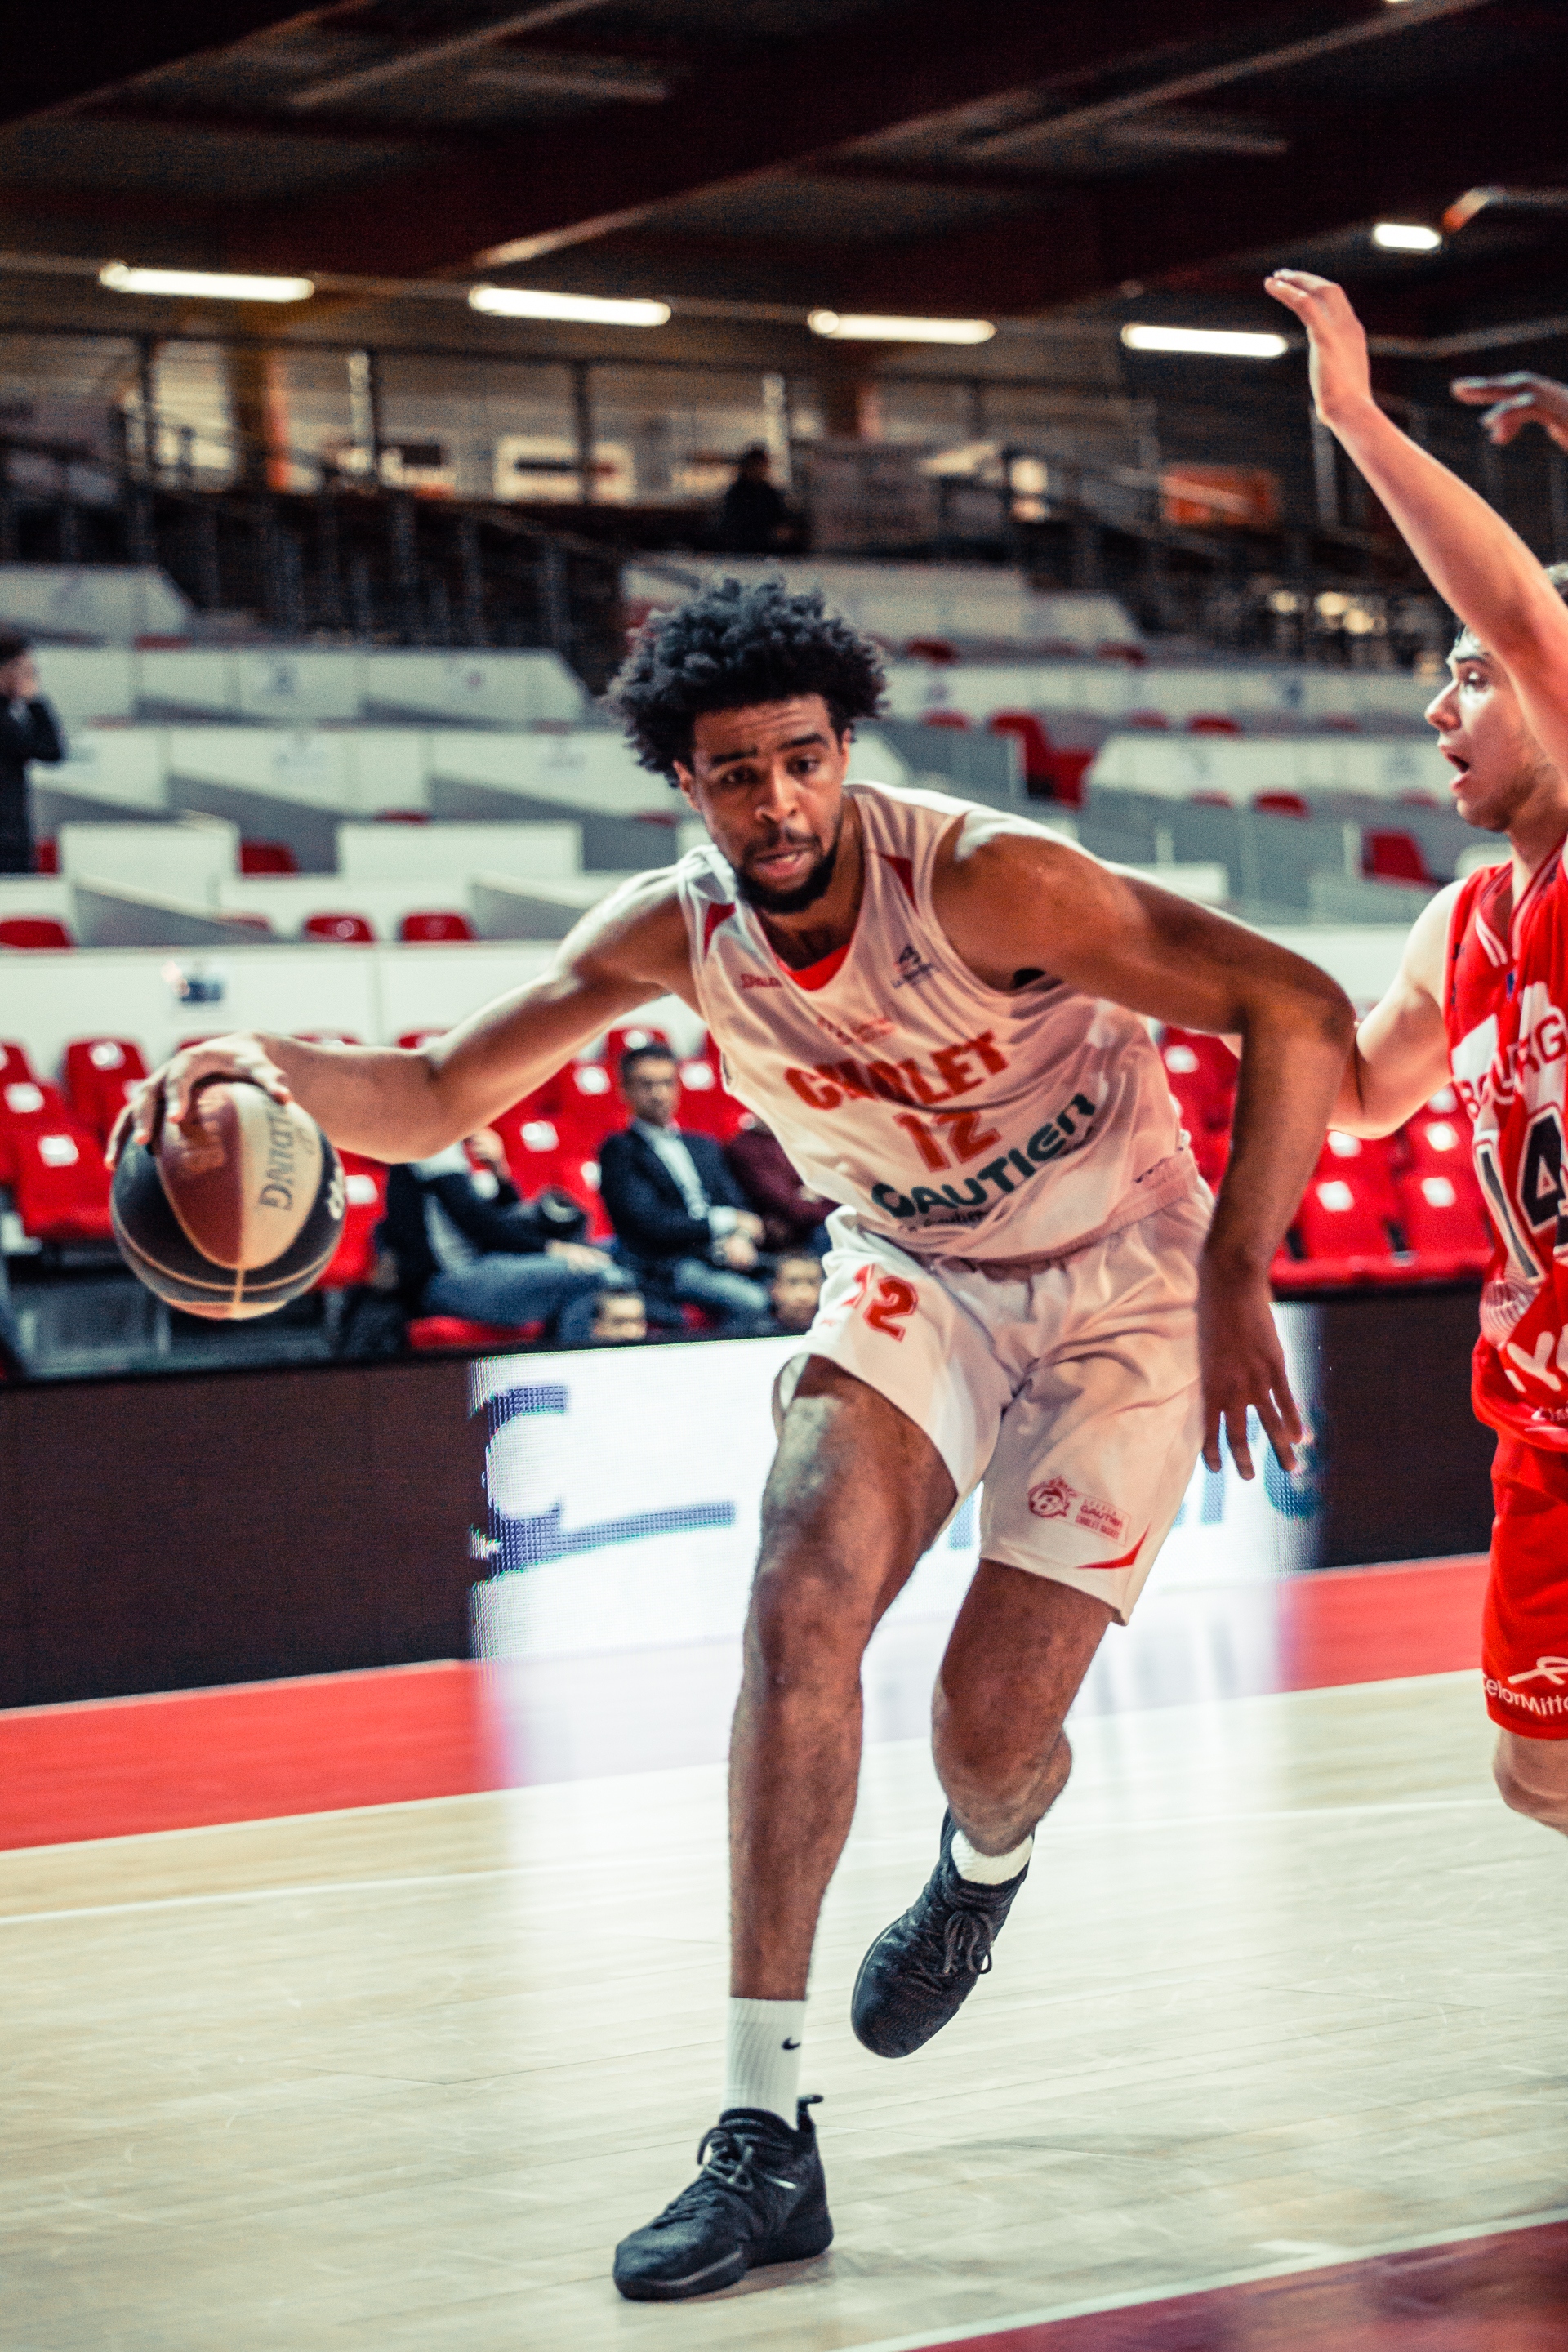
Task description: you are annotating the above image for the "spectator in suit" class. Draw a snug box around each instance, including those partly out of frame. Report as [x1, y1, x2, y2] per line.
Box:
[0, 632, 65, 875]
[725, 1116, 832, 1256]
[383, 1127, 623, 1345]
[599, 1042, 769, 1329]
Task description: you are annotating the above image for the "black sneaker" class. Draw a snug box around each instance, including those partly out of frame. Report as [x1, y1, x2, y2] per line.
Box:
[851, 1809, 1029, 2058]
[612, 2096, 832, 2302]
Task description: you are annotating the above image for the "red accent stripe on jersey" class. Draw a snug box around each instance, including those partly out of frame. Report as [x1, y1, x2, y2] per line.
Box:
[880, 850, 917, 905]
[778, 938, 853, 991]
[1071, 1527, 1147, 1575]
[702, 901, 735, 958]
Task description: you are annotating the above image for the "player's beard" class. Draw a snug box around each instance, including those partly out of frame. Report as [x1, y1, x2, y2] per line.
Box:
[733, 822, 841, 915]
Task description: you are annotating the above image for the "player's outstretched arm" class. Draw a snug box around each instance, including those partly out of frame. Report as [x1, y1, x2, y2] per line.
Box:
[120, 871, 693, 1162]
[937, 826, 1356, 1477]
[1329, 880, 1457, 1138]
[1264, 270, 1568, 782]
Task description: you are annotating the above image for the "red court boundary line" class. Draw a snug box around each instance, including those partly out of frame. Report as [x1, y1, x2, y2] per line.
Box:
[0, 1557, 1489, 1851]
[847, 2211, 1568, 2352]
[0, 1660, 507, 1850]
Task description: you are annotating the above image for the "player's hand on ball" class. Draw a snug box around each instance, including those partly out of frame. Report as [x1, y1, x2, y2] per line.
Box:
[1450, 371, 1568, 451]
[1197, 1261, 1302, 1479]
[113, 1032, 293, 1162]
[1263, 269, 1373, 429]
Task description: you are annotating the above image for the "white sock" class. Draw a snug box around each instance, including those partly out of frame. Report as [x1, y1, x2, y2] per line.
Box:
[724, 1998, 805, 2127]
[951, 1827, 1033, 1885]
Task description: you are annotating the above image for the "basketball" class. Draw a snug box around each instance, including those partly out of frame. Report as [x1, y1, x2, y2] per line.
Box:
[111, 1080, 345, 1321]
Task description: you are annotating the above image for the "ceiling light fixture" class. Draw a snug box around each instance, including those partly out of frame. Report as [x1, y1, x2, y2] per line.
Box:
[1373, 221, 1442, 252]
[1121, 323, 1288, 359]
[469, 286, 670, 326]
[808, 310, 996, 345]
[99, 264, 314, 302]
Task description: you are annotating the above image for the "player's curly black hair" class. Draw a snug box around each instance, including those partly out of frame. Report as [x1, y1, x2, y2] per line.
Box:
[605, 576, 886, 782]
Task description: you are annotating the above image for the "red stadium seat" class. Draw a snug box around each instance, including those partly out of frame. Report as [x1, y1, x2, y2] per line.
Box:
[1254, 792, 1310, 820]
[400, 911, 476, 942]
[1042, 747, 1096, 806]
[33, 837, 58, 874]
[0, 1041, 38, 1085]
[316, 1154, 388, 1290]
[304, 911, 376, 943]
[676, 1047, 750, 1143]
[7, 1122, 113, 1243]
[1400, 1102, 1473, 1179]
[1396, 1168, 1490, 1272]
[920, 710, 970, 730]
[1319, 714, 1361, 733]
[397, 1028, 446, 1052]
[1187, 714, 1242, 735]
[1126, 710, 1170, 730]
[987, 710, 1054, 790]
[1293, 1167, 1398, 1267]
[1097, 640, 1147, 666]
[906, 638, 956, 663]
[408, 1315, 537, 1352]
[1317, 1129, 1401, 1220]
[0, 917, 73, 949]
[1190, 790, 1233, 808]
[238, 840, 297, 875]
[376, 809, 430, 823]
[63, 1037, 149, 1145]
[1365, 830, 1434, 885]
[1160, 1029, 1236, 1130]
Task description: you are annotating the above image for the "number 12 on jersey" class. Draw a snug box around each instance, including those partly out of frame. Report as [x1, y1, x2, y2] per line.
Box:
[844, 1263, 919, 1340]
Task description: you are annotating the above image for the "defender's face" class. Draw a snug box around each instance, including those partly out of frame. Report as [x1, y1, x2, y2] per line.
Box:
[1426, 642, 1556, 831]
[675, 695, 850, 914]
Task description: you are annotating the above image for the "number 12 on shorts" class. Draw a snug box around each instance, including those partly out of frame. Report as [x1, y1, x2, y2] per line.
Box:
[845, 1263, 918, 1340]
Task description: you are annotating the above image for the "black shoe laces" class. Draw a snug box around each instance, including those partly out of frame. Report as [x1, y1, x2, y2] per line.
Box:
[898, 1869, 1002, 1989]
[653, 2116, 800, 2232]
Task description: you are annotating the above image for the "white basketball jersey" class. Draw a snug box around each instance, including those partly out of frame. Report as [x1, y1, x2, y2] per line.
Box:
[676, 779, 1192, 1263]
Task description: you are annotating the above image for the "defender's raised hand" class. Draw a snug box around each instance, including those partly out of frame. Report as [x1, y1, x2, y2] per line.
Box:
[1263, 269, 1373, 428]
[1450, 372, 1568, 452]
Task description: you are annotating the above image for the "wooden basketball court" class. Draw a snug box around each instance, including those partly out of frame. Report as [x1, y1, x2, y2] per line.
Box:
[6, 1562, 1568, 2350]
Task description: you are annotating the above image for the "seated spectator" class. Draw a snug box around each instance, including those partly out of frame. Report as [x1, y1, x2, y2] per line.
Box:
[590, 1289, 648, 1345]
[599, 1042, 769, 1330]
[383, 1127, 621, 1346]
[726, 1116, 832, 1255]
[753, 1252, 825, 1337]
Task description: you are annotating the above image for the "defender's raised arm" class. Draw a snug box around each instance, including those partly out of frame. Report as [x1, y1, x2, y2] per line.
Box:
[1264, 269, 1568, 783]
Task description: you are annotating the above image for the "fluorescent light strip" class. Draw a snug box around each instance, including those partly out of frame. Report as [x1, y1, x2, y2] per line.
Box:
[808, 310, 996, 345]
[469, 286, 670, 326]
[1121, 323, 1289, 359]
[1373, 221, 1442, 252]
[99, 264, 314, 303]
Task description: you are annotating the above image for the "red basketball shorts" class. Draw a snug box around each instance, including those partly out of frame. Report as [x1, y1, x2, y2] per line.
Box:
[1483, 1434, 1568, 1739]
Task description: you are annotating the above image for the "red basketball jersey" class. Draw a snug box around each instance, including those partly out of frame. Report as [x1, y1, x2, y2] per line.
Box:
[1445, 841, 1568, 1447]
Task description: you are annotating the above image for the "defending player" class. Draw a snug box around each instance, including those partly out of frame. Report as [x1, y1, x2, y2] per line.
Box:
[125, 580, 1352, 2299]
[1264, 268, 1568, 1833]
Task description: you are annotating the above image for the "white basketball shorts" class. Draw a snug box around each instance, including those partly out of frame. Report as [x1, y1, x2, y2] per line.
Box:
[777, 1185, 1209, 1623]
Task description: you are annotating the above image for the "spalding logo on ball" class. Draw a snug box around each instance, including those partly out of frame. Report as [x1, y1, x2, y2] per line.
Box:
[113, 1080, 345, 1320]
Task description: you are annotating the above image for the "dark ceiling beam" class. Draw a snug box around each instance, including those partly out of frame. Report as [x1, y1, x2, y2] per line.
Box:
[229, 0, 1426, 278]
[802, 59, 1568, 316]
[0, 5, 346, 128]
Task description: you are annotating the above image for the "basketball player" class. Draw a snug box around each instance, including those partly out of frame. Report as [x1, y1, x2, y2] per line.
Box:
[1264, 269, 1568, 1836]
[127, 579, 1353, 2299]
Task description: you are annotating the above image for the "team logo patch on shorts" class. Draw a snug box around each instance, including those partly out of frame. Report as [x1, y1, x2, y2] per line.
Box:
[1027, 1477, 1129, 1544]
